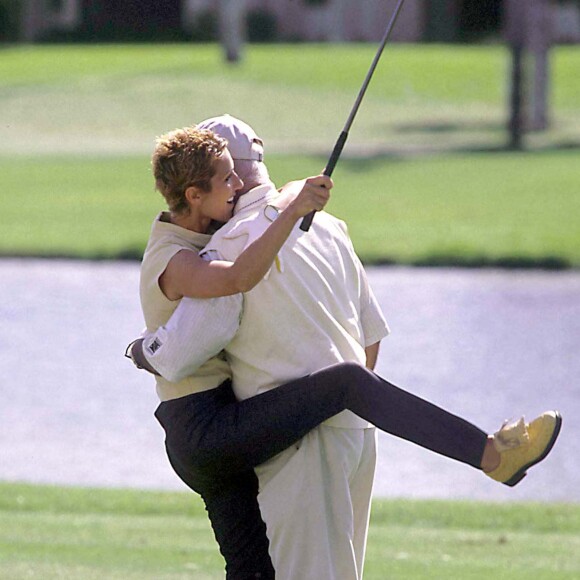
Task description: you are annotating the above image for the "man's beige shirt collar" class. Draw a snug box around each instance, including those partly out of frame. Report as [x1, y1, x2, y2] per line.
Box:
[233, 182, 279, 217]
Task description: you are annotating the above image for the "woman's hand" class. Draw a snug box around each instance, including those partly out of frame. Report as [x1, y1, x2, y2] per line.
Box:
[278, 175, 333, 218]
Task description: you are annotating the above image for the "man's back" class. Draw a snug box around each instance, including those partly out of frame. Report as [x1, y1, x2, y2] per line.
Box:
[204, 196, 388, 426]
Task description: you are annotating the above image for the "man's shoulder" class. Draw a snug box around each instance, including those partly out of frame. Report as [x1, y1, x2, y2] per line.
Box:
[202, 209, 266, 261]
[314, 211, 349, 237]
[210, 210, 263, 243]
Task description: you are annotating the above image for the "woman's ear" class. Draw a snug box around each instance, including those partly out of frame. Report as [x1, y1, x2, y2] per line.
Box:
[184, 185, 202, 206]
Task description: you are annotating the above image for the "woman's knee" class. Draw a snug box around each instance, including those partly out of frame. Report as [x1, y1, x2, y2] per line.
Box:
[322, 361, 373, 388]
[342, 360, 373, 378]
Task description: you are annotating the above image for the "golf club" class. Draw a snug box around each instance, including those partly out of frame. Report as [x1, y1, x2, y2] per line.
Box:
[300, 0, 407, 231]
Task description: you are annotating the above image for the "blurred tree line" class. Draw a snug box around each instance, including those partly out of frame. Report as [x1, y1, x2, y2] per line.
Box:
[0, 0, 18, 40]
[0, 0, 278, 44]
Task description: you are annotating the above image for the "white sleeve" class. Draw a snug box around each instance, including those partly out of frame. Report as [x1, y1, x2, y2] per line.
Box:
[142, 293, 243, 383]
[338, 218, 390, 346]
[360, 272, 390, 346]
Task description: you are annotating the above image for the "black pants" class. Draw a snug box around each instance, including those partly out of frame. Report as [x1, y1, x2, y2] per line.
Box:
[155, 362, 488, 579]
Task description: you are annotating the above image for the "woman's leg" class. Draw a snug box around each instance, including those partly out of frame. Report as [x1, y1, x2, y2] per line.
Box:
[163, 442, 275, 580]
[200, 474, 276, 580]
[338, 363, 488, 468]
[194, 362, 487, 473]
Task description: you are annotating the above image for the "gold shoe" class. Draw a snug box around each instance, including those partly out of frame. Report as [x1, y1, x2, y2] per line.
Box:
[486, 411, 562, 487]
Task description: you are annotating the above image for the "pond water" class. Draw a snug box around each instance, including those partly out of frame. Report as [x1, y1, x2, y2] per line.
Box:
[1, 259, 578, 503]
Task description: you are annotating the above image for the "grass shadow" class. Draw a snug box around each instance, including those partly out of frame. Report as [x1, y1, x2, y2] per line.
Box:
[3, 251, 571, 270]
[364, 254, 573, 270]
[392, 120, 505, 135]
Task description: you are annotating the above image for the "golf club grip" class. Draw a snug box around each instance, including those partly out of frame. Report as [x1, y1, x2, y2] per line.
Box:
[300, 131, 348, 231]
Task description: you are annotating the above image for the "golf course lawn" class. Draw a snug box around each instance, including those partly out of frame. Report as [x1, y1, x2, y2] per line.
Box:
[1, 482, 579, 579]
[1, 43, 579, 266]
[1, 44, 579, 579]
[1, 149, 579, 266]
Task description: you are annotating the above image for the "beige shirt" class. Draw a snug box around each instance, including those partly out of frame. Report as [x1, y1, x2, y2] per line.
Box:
[203, 184, 390, 429]
[139, 212, 232, 401]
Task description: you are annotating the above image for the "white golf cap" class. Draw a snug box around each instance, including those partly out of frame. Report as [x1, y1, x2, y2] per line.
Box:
[198, 114, 264, 162]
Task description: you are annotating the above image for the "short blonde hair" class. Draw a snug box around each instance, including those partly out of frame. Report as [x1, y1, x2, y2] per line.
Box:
[152, 126, 227, 215]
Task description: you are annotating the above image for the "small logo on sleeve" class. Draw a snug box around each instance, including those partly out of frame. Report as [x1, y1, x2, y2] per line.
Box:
[146, 338, 162, 355]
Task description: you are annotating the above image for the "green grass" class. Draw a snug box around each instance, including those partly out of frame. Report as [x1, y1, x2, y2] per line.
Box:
[1, 44, 579, 156]
[0, 155, 154, 258]
[273, 149, 580, 267]
[1, 482, 579, 579]
[1, 150, 579, 266]
[1, 44, 578, 107]
[1, 43, 579, 265]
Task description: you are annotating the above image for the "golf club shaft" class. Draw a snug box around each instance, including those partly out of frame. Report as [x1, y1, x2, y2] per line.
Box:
[300, 0, 407, 232]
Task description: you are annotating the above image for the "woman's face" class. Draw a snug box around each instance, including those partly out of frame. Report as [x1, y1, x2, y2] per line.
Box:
[198, 150, 244, 223]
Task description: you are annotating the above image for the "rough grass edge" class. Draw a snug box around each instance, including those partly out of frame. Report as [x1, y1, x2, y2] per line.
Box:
[0, 251, 572, 270]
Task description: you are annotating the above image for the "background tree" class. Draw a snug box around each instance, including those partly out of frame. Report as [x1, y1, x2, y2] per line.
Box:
[20, 0, 44, 42]
[504, 0, 553, 148]
[219, 0, 246, 63]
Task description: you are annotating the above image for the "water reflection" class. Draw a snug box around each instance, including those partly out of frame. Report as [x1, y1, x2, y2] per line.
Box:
[0, 259, 578, 502]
